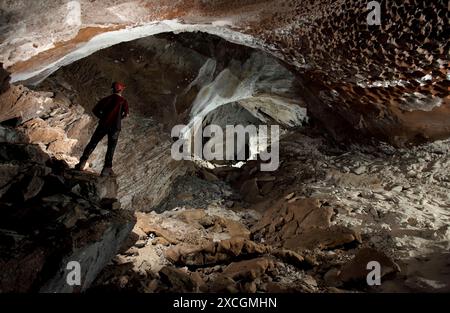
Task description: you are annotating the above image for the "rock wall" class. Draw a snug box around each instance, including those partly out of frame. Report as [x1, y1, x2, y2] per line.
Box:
[0, 130, 135, 292]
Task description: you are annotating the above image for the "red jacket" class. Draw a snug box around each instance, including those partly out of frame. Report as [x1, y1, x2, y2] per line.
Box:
[93, 94, 129, 130]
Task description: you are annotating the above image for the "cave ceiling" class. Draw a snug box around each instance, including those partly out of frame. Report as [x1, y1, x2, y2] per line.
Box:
[0, 0, 448, 145]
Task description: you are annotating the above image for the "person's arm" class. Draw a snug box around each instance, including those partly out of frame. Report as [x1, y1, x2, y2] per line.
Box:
[122, 99, 129, 118]
[93, 97, 107, 118]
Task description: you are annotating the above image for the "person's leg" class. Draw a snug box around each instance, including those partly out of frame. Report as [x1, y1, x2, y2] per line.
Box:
[102, 129, 120, 175]
[75, 126, 107, 170]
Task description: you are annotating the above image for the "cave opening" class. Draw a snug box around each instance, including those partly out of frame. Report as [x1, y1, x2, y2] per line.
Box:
[28, 31, 309, 212]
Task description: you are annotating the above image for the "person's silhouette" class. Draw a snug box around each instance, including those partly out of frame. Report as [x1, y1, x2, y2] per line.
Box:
[75, 82, 129, 176]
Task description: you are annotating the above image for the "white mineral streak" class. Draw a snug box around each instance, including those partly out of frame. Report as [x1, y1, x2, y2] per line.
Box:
[11, 19, 265, 84]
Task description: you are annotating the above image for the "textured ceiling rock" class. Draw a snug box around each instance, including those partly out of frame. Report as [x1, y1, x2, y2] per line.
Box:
[0, 0, 449, 145]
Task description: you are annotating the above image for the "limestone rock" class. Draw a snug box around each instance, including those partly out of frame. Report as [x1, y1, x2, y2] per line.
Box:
[0, 142, 136, 293]
[240, 178, 261, 203]
[285, 192, 295, 200]
[48, 138, 77, 155]
[252, 198, 361, 252]
[284, 225, 362, 251]
[338, 248, 401, 286]
[0, 125, 28, 144]
[222, 257, 275, 281]
[0, 142, 50, 165]
[135, 212, 179, 245]
[67, 170, 119, 201]
[0, 86, 56, 125]
[272, 249, 315, 268]
[152, 237, 170, 246]
[22, 118, 65, 144]
[21, 175, 45, 201]
[208, 275, 239, 293]
[164, 237, 271, 267]
[353, 166, 367, 175]
[158, 266, 205, 292]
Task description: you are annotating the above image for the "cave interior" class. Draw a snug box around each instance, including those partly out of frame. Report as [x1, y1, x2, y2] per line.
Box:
[0, 0, 449, 294]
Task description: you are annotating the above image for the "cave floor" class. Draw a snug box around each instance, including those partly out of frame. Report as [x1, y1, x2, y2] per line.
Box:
[90, 133, 450, 293]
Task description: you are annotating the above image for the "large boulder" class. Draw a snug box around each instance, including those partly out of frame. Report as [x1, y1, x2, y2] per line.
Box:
[252, 198, 361, 252]
[0, 138, 135, 293]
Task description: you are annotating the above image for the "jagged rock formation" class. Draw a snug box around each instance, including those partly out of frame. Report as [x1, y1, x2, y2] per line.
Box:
[0, 68, 136, 292]
[0, 126, 135, 292]
[0, 85, 91, 165]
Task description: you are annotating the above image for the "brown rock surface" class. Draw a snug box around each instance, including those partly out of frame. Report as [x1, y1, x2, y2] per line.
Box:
[252, 198, 361, 251]
[338, 248, 401, 285]
[222, 257, 275, 281]
[158, 266, 205, 293]
[164, 237, 271, 267]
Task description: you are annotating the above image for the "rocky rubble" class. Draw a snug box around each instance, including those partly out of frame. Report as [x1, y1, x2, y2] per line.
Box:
[90, 130, 450, 293]
[90, 206, 319, 293]
[89, 193, 385, 293]
[0, 128, 135, 292]
[0, 83, 93, 167]
[242, 132, 450, 292]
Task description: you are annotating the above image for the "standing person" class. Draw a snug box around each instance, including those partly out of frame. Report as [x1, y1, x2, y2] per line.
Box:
[75, 82, 129, 176]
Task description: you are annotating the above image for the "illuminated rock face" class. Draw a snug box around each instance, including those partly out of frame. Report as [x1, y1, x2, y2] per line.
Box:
[0, 0, 449, 145]
[29, 32, 307, 210]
